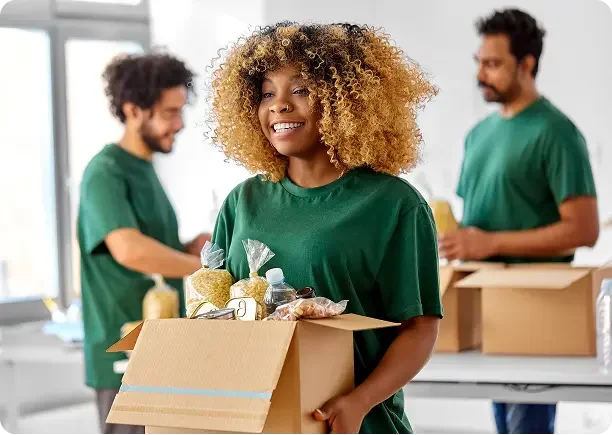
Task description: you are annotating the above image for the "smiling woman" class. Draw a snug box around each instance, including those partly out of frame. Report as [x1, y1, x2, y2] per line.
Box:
[207, 22, 443, 435]
[208, 22, 438, 182]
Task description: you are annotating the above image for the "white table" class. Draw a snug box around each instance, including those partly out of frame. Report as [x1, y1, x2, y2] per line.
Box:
[114, 352, 612, 404]
[406, 351, 612, 404]
[0, 324, 84, 434]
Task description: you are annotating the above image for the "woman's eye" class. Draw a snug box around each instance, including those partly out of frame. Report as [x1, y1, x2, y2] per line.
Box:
[294, 88, 309, 95]
[262, 92, 273, 99]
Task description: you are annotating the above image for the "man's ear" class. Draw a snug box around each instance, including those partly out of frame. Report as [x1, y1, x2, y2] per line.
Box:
[122, 101, 141, 122]
[520, 54, 536, 77]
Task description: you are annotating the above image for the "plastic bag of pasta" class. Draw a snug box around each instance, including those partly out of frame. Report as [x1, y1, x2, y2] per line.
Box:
[229, 239, 275, 312]
[142, 274, 180, 320]
[264, 297, 348, 321]
[185, 241, 234, 318]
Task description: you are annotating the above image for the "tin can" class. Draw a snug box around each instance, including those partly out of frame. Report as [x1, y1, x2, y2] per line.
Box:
[225, 297, 263, 321]
[296, 287, 316, 299]
[194, 308, 236, 320]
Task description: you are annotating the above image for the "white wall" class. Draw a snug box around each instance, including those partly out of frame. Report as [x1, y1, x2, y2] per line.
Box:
[149, 0, 264, 241]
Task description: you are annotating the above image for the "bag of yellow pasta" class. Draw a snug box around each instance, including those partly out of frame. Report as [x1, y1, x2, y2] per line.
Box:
[143, 274, 179, 320]
[185, 241, 234, 318]
[428, 199, 459, 235]
[230, 239, 275, 313]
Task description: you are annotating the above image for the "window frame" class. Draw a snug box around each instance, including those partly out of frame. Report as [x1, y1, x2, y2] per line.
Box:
[0, 0, 150, 325]
[53, 0, 149, 23]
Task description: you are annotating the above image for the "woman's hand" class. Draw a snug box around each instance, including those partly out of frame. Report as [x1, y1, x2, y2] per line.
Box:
[313, 393, 369, 434]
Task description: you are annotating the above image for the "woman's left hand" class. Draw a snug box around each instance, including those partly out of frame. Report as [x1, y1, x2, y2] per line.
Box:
[313, 393, 369, 434]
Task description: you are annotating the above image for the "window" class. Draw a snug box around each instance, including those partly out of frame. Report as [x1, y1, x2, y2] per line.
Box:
[54, 0, 148, 21]
[65, 39, 144, 298]
[57, 0, 141, 4]
[0, 28, 59, 301]
[0, 0, 149, 320]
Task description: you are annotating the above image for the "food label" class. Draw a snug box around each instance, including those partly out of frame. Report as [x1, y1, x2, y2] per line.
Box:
[225, 297, 262, 321]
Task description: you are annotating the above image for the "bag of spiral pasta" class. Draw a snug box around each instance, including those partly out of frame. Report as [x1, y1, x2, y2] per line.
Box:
[229, 239, 275, 315]
[185, 241, 234, 318]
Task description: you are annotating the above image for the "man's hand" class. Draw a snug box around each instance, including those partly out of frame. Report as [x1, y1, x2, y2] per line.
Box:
[313, 393, 369, 434]
[438, 227, 496, 261]
[184, 233, 212, 256]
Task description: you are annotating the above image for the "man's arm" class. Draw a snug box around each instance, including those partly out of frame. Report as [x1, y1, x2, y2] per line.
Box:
[505, 125, 601, 255]
[490, 196, 599, 257]
[106, 228, 201, 278]
[440, 196, 599, 261]
[183, 233, 212, 256]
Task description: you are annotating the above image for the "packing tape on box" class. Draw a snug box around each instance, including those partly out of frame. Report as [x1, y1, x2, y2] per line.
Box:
[119, 384, 272, 400]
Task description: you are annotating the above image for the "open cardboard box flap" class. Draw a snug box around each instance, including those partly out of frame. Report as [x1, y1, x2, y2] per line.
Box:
[106, 314, 398, 433]
[454, 268, 592, 290]
[450, 261, 506, 272]
[439, 267, 454, 297]
[438, 262, 506, 297]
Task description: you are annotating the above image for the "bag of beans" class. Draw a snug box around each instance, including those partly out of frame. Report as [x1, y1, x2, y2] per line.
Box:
[264, 297, 348, 321]
[186, 241, 234, 318]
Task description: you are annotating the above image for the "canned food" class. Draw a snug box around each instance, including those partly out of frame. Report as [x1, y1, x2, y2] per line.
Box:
[225, 297, 263, 321]
[193, 308, 236, 320]
[296, 287, 316, 299]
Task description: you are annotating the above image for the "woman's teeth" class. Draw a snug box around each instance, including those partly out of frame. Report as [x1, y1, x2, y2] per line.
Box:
[273, 122, 304, 132]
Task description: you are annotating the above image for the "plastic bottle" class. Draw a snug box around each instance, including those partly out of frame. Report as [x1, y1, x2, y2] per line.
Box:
[263, 268, 297, 317]
[596, 278, 612, 374]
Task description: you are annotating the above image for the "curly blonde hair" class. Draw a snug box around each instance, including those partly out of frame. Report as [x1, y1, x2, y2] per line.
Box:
[207, 22, 438, 182]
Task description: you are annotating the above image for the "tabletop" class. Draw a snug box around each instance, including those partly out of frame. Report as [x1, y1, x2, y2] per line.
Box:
[414, 351, 612, 386]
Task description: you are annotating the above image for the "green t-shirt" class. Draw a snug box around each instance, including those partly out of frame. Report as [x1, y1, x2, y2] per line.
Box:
[77, 144, 185, 390]
[456, 97, 597, 263]
[213, 167, 443, 434]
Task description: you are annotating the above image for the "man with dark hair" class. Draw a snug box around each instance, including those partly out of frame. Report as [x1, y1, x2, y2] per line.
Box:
[77, 52, 209, 434]
[440, 8, 599, 434]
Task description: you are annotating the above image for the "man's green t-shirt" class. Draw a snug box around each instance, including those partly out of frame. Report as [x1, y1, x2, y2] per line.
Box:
[77, 144, 185, 390]
[456, 97, 597, 263]
[212, 167, 444, 434]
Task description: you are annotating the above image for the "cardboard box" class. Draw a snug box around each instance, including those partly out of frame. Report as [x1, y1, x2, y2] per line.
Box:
[454, 263, 612, 356]
[105, 314, 398, 434]
[435, 262, 505, 353]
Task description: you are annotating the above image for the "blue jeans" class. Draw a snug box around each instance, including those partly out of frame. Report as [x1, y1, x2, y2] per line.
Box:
[493, 402, 556, 434]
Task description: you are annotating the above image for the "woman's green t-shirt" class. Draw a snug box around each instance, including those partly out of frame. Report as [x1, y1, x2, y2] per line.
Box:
[212, 167, 443, 434]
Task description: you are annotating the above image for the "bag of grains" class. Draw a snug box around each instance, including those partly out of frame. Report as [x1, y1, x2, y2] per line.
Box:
[229, 239, 275, 313]
[142, 274, 180, 320]
[185, 241, 234, 318]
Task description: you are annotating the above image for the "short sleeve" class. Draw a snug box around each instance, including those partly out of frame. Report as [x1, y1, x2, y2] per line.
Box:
[543, 125, 597, 205]
[456, 157, 467, 199]
[456, 131, 472, 199]
[376, 203, 444, 323]
[78, 164, 139, 254]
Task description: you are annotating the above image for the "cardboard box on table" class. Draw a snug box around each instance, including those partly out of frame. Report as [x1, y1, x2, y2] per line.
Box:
[453, 262, 612, 356]
[435, 261, 505, 353]
[105, 314, 398, 434]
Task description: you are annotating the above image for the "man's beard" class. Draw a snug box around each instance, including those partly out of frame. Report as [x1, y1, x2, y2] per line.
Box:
[140, 121, 172, 154]
[478, 78, 521, 104]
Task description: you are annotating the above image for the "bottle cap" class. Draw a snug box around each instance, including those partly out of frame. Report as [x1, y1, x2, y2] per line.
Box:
[265, 268, 285, 284]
